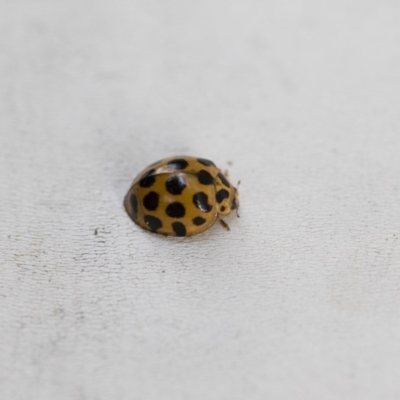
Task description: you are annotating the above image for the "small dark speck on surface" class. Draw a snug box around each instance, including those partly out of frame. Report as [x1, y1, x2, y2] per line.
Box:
[162, 270, 165, 273]
[94, 229, 98, 235]
[227, 161, 233, 166]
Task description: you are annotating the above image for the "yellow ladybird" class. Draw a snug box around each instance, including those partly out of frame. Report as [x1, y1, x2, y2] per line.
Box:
[124, 156, 240, 236]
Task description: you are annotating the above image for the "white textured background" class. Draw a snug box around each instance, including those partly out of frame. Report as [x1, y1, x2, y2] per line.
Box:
[1, 0, 400, 399]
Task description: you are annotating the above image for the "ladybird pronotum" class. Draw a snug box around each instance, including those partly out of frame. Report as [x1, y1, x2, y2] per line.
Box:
[124, 156, 240, 237]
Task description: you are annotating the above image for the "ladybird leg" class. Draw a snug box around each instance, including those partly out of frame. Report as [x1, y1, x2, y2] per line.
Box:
[219, 218, 230, 231]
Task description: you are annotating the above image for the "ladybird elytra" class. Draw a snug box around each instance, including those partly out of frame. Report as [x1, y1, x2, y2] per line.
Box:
[124, 156, 239, 237]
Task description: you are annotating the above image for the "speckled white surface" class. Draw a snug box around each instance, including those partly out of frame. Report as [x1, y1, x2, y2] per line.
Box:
[1, 0, 400, 399]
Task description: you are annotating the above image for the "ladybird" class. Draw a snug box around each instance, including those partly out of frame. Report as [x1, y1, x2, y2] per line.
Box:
[124, 156, 240, 237]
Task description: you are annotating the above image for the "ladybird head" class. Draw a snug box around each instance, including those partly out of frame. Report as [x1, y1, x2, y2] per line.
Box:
[231, 185, 240, 216]
[215, 173, 240, 217]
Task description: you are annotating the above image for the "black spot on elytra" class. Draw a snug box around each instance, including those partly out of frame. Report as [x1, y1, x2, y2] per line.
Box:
[139, 169, 156, 188]
[197, 158, 216, 167]
[168, 159, 189, 170]
[217, 172, 230, 188]
[216, 189, 229, 203]
[166, 202, 186, 218]
[193, 216, 206, 226]
[172, 222, 186, 236]
[220, 206, 226, 212]
[198, 170, 214, 185]
[193, 192, 213, 213]
[231, 199, 237, 210]
[215, 189, 229, 203]
[165, 175, 186, 195]
[144, 215, 162, 231]
[129, 194, 138, 219]
[143, 191, 159, 211]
